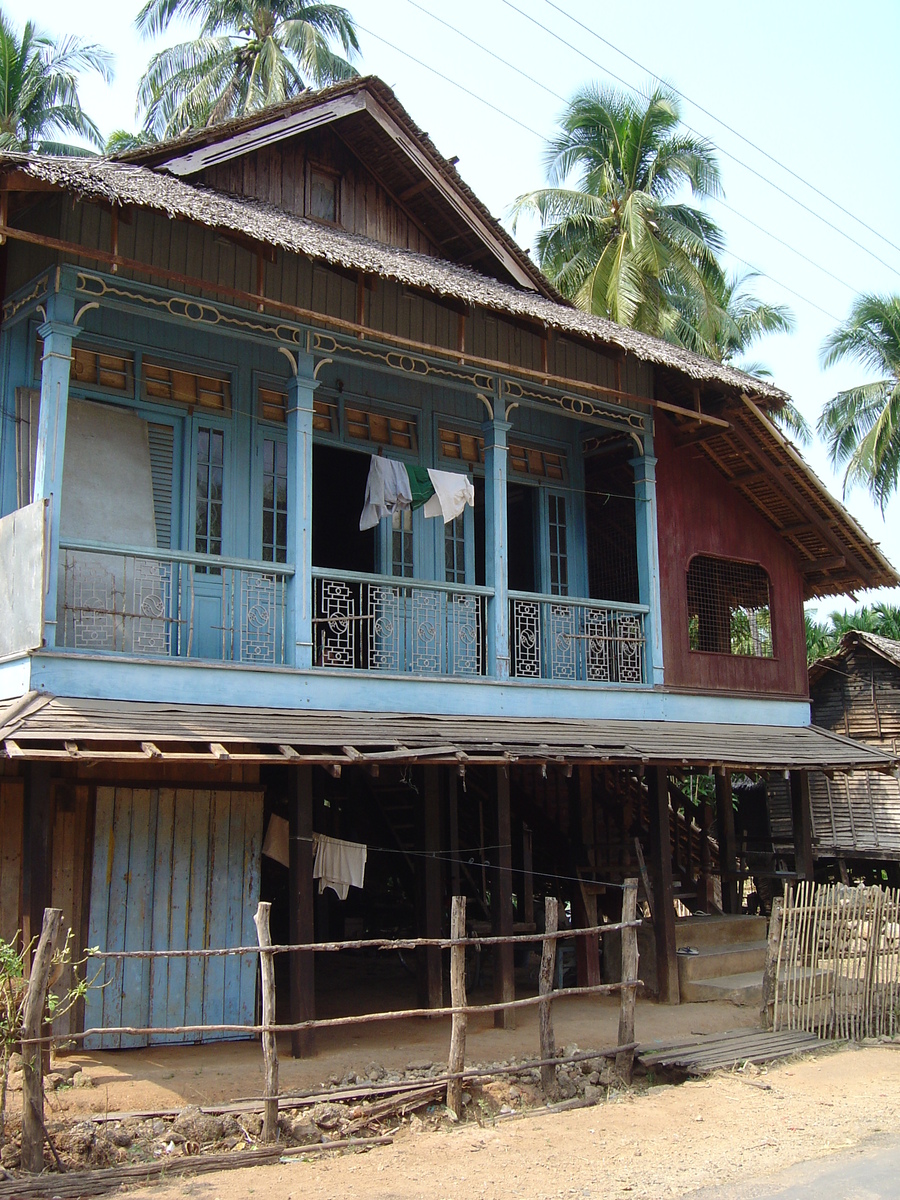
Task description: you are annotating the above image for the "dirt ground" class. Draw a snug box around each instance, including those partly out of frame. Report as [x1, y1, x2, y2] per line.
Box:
[8, 998, 899, 1197]
[137, 1045, 900, 1200]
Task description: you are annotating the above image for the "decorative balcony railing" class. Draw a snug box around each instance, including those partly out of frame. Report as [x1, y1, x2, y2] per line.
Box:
[59, 541, 292, 666]
[313, 568, 490, 677]
[510, 592, 648, 684]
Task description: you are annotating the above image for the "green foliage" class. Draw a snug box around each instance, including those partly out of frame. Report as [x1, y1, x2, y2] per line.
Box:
[0, 11, 112, 154]
[134, 0, 360, 140]
[819, 294, 900, 511]
[511, 82, 726, 348]
[805, 603, 900, 662]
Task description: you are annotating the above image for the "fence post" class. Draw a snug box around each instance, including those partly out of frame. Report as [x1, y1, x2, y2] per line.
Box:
[254, 901, 279, 1143]
[446, 896, 467, 1118]
[539, 897, 558, 1098]
[21, 907, 63, 1173]
[760, 895, 784, 1031]
[615, 879, 639, 1084]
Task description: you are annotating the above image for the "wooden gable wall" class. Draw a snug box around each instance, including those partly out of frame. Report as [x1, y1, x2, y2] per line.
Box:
[811, 646, 900, 749]
[197, 128, 442, 257]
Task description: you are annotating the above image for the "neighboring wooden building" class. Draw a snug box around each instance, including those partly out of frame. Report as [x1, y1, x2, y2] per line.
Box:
[808, 632, 900, 872]
[0, 77, 896, 1046]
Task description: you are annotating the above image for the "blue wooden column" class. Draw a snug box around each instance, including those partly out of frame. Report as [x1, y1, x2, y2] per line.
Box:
[483, 415, 511, 679]
[631, 440, 664, 686]
[285, 351, 319, 670]
[34, 292, 79, 649]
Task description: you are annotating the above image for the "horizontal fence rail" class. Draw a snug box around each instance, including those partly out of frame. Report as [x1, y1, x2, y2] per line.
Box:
[509, 592, 647, 684]
[313, 568, 490, 677]
[59, 540, 291, 666]
[771, 881, 900, 1040]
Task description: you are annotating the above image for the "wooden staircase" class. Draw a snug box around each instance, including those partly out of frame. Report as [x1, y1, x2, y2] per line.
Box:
[675, 914, 768, 1005]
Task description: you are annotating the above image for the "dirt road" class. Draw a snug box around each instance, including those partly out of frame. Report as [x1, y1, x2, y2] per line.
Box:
[140, 1045, 900, 1200]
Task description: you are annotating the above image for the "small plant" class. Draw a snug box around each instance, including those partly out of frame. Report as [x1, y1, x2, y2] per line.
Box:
[0, 930, 94, 1147]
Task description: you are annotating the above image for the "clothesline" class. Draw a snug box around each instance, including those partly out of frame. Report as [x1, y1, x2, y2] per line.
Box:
[359, 454, 475, 530]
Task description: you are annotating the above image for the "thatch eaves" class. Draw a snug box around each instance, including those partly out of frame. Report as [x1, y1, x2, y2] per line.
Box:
[0, 151, 788, 401]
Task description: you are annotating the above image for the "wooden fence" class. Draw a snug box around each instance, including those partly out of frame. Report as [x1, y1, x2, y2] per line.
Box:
[767, 880, 900, 1040]
[18, 886, 641, 1170]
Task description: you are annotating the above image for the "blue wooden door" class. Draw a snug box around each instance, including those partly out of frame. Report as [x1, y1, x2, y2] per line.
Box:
[84, 787, 263, 1048]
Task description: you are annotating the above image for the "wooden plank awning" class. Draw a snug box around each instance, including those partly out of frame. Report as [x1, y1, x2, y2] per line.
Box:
[0, 693, 895, 772]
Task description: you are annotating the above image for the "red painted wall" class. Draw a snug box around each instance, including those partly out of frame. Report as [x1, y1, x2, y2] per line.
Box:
[654, 417, 808, 697]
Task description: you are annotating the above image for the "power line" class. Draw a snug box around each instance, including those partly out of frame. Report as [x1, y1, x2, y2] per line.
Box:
[360, 13, 848, 322]
[498, 0, 900, 282]
[543, 0, 900, 263]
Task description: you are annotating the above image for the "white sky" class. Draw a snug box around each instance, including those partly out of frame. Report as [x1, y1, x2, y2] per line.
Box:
[10, 0, 900, 619]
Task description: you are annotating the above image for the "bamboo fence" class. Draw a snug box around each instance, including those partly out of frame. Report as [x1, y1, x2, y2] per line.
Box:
[772, 881, 900, 1040]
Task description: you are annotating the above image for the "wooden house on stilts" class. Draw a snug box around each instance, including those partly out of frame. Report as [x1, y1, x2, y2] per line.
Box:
[0, 77, 896, 1049]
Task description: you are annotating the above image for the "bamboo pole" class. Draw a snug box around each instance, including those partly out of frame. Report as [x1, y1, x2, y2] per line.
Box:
[615, 879, 639, 1084]
[446, 896, 467, 1118]
[539, 897, 559, 1098]
[20, 908, 63, 1173]
[760, 895, 783, 1031]
[253, 902, 278, 1143]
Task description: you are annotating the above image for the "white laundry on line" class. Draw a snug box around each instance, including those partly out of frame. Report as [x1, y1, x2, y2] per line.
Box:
[359, 456, 413, 530]
[312, 833, 368, 900]
[422, 468, 476, 523]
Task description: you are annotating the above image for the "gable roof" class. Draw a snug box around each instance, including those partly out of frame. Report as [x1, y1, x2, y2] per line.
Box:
[809, 630, 900, 686]
[117, 76, 555, 298]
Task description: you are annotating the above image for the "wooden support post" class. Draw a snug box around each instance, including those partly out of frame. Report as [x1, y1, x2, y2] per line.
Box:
[615, 879, 639, 1084]
[539, 896, 558, 1098]
[698, 793, 713, 910]
[760, 895, 784, 1030]
[446, 895, 467, 1118]
[289, 766, 315, 1058]
[648, 767, 679, 1004]
[254, 901, 279, 1143]
[522, 824, 534, 927]
[21, 907, 62, 1173]
[715, 768, 740, 914]
[418, 766, 443, 1008]
[790, 771, 814, 881]
[23, 764, 54, 964]
[448, 773, 461, 900]
[574, 884, 601, 988]
[492, 767, 515, 1028]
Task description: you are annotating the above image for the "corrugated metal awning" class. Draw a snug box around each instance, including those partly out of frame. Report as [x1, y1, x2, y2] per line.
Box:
[0, 693, 895, 772]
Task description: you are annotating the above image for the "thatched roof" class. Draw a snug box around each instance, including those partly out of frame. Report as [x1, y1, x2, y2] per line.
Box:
[809, 630, 900, 685]
[0, 151, 788, 401]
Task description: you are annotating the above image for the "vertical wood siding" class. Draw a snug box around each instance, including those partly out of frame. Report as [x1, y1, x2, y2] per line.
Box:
[84, 786, 263, 1048]
[0, 778, 24, 944]
[654, 414, 808, 697]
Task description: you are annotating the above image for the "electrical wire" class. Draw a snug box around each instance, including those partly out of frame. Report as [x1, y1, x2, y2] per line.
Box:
[498, 0, 900, 281]
[543, 0, 900, 262]
[358, 18, 847, 322]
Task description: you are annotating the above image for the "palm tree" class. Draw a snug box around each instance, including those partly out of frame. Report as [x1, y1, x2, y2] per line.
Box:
[819, 294, 900, 511]
[511, 83, 726, 344]
[0, 12, 112, 154]
[135, 0, 359, 140]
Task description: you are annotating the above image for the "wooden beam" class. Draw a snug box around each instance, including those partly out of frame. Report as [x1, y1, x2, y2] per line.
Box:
[492, 767, 515, 1028]
[647, 766, 679, 1004]
[790, 771, 814, 881]
[23, 763, 54, 966]
[289, 765, 316, 1058]
[715, 769, 740, 914]
[417, 766, 443, 1009]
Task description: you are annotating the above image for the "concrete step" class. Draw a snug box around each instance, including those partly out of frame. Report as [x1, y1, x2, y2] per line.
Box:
[679, 970, 764, 1006]
[677, 940, 768, 983]
[675, 914, 768, 951]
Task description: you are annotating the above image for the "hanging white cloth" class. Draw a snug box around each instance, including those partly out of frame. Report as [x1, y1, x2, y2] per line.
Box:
[261, 814, 290, 868]
[312, 833, 368, 900]
[359, 456, 413, 530]
[422, 468, 476, 523]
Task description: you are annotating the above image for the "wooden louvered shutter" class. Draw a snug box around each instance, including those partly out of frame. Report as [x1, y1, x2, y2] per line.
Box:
[147, 423, 174, 549]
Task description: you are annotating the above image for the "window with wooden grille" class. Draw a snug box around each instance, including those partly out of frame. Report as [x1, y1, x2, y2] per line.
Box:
[686, 556, 774, 658]
[35, 339, 133, 396]
[143, 359, 231, 414]
[439, 426, 566, 481]
[306, 166, 340, 225]
[345, 406, 417, 452]
[257, 385, 337, 433]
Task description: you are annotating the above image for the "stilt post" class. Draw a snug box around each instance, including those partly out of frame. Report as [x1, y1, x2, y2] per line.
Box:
[289, 765, 315, 1058]
[790, 770, 814, 881]
[715, 768, 740, 914]
[492, 767, 515, 1028]
[648, 767, 680, 1004]
[615, 879, 639, 1083]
